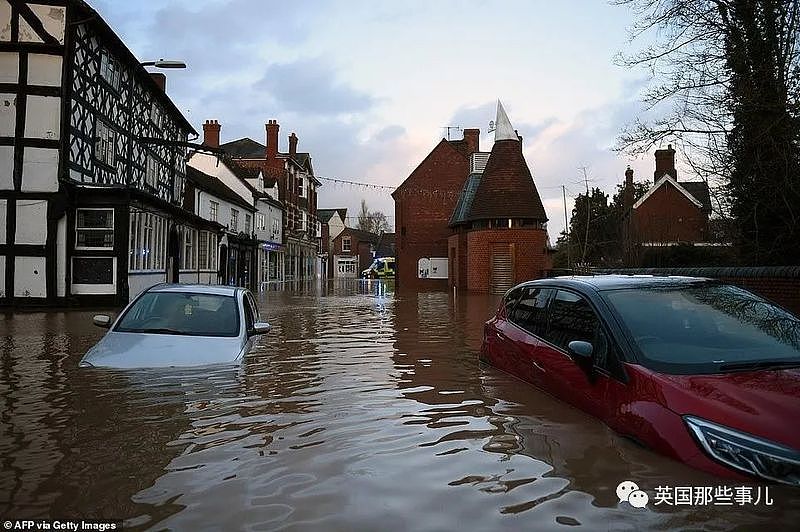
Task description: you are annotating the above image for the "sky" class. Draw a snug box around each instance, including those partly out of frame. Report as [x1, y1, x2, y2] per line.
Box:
[93, 0, 663, 238]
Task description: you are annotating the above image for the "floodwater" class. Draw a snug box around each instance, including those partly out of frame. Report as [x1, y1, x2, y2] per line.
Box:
[1, 281, 798, 531]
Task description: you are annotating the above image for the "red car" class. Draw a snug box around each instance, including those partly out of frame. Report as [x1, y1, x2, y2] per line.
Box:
[481, 275, 800, 485]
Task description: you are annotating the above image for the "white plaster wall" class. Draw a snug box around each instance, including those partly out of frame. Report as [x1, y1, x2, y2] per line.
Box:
[0, 256, 5, 298]
[0, 145, 12, 189]
[255, 199, 283, 243]
[18, 18, 43, 44]
[189, 153, 254, 206]
[0, 52, 18, 82]
[57, 215, 66, 297]
[24, 95, 60, 139]
[197, 189, 249, 233]
[178, 272, 216, 285]
[128, 273, 166, 302]
[328, 213, 345, 240]
[21, 147, 58, 192]
[27, 54, 62, 86]
[14, 256, 46, 297]
[0, 199, 5, 244]
[0, 2, 11, 41]
[0, 93, 16, 136]
[15, 200, 47, 244]
[31, 5, 65, 44]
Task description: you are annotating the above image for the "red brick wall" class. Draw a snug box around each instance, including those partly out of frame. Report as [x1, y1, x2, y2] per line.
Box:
[332, 230, 374, 272]
[447, 231, 469, 290]
[634, 183, 708, 243]
[466, 228, 548, 292]
[394, 141, 470, 290]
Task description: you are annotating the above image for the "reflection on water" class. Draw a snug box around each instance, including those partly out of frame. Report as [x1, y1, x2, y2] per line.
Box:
[1, 281, 798, 530]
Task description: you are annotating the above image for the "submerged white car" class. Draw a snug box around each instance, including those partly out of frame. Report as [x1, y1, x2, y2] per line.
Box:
[79, 284, 271, 368]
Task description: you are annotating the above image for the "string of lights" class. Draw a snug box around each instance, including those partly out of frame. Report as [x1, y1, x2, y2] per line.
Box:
[316, 176, 396, 190]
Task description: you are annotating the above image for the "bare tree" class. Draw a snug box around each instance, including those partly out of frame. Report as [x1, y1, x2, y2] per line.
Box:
[356, 199, 390, 235]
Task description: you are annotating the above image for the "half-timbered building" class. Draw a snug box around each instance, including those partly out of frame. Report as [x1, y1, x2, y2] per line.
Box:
[0, 0, 218, 306]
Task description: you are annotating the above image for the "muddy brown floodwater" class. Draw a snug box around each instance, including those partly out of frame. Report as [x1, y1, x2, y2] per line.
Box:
[1, 280, 798, 531]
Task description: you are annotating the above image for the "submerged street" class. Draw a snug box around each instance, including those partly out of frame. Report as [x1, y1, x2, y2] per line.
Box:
[1, 281, 798, 530]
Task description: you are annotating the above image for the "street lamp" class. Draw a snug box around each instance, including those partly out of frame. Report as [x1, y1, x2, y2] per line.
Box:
[140, 59, 186, 69]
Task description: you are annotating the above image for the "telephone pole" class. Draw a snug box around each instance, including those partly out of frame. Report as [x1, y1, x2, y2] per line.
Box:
[562, 185, 570, 269]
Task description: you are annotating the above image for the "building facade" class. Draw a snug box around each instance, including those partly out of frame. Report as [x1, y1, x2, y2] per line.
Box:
[219, 120, 321, 281]
[331, 228, 379, 279]
[392, 128, 478, 290]
[1, 0, 218, 306]
[317, 208, 346, 279]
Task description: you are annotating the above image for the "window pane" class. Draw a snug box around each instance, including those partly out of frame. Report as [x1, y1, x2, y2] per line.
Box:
[510, 287, 552, 337]
[545, 290, 602, 351]
[78, 209, 113, 229]
[72, 257, 113, 284]
[77, 230, 114, 248]
[115, 292, 240, 337]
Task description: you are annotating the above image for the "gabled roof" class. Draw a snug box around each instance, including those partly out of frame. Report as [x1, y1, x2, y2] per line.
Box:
[220, 138, 265, 159]
[464, 139, 547, 222]
[339, 227, 381, 244]
[392, 138, 469, 196]
[449, 172, 482, 226]
[375, 232, 396, 257]
[186, 166, 254, 212]
[633, 175, 710, 212]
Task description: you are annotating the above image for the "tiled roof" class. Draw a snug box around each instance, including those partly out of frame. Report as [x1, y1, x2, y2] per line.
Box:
[680, 181, 712, 213]
[449, 172, 482, 226]
[342, 227, 381, 244]
[376, 232, 396, 257]
[186, 166, 254, 211]
[465, 140, 547, 222]
[220, 138, 265, 159]
[317, 208, 349, 224]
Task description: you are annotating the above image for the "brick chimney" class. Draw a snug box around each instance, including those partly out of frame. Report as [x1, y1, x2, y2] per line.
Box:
[289, 132, 298, 158]
[266, 120, 279, 159]
[202, 119, 220, 148]
[463, 128, 480, 154]
[654, 144, 677, 182]
[624, 166, 634, 210]
[150, 72, 166, 92]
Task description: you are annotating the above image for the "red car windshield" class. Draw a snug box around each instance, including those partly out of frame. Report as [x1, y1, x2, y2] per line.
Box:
[115, 292, 240, 337]
[605, 284, 800, 374]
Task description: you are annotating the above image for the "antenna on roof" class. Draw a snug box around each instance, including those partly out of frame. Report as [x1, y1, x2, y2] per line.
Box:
[442, 126, 462, 140]
[488, 120, 496, 133]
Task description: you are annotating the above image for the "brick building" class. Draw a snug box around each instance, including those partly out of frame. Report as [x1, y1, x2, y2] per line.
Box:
[629, 145, 712, 246]
[211, 120, 321, 280]
[448, 102, 549, 293]
[330, 227, 379, 278]
[393, 101, 550, 294]
[392, 128, 478, 290]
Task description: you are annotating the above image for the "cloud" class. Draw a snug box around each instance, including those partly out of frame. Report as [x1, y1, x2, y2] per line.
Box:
[254, 58, 376, 115]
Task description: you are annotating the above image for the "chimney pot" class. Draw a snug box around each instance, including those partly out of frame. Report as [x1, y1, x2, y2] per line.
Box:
[266, 120, 280, 159]
[202, 119, 221, 148]
[654, 144, 677, 182]
[462, 128, 480, 154]
[289, 132, 298, 158]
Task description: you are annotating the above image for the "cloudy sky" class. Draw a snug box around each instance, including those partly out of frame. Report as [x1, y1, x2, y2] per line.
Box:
[94, 0, 661, 237]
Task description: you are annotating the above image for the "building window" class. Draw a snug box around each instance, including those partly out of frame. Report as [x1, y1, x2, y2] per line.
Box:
[71, 257, 116, 294]
[209, 201, 219, 222]
[256, 213, 265, 231]
[99, 50, 120, 90]
[128, 210, 167, 271]
[182, 228, 196, 270]
[95, 120, 116, 167]
[197, 231, 219, 270]
[298, 175, 305, 197]
[230, 209, 239, 232]
[272, 219, 279, 237]
[245, 214, 252, 234]
[146, 156, 161, 189]
[342, 236, 351, 252]
[150, 103, 164, 130]
[76, 209, 114, 250]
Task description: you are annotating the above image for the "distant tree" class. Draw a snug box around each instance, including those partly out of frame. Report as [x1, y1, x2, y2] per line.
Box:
[356, 199, 390, 234]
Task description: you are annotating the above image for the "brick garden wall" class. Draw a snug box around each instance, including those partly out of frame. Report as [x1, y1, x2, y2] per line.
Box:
[593, 267, 800, 314]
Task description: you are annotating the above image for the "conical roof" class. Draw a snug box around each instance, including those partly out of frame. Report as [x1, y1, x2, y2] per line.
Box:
[465, 106, 547, 223]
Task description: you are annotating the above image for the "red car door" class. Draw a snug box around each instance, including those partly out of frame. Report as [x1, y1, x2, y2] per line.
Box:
[533, 289, 629, 422]
[504, 286, 555, 387]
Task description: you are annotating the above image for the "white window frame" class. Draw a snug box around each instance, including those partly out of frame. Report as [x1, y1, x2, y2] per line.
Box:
[182, 228, 196, 271]
[75, 208, 114, 251]
[298, 174, 305, 198]
[146, 155, 160, 189]
[230, 208, 239, 232]
[342, 236, 351, 253]
[71, 256, 117, 295]
[209, 200, 219, 222]
[245, 213, 252, 234]
[99, 50, 120, 90]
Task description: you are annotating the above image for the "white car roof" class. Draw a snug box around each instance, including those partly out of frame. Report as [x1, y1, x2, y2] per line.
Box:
[147, 284, 242, 296]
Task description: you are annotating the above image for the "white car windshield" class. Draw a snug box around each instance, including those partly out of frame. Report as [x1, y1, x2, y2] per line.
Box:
[115, 292, 240, 337]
